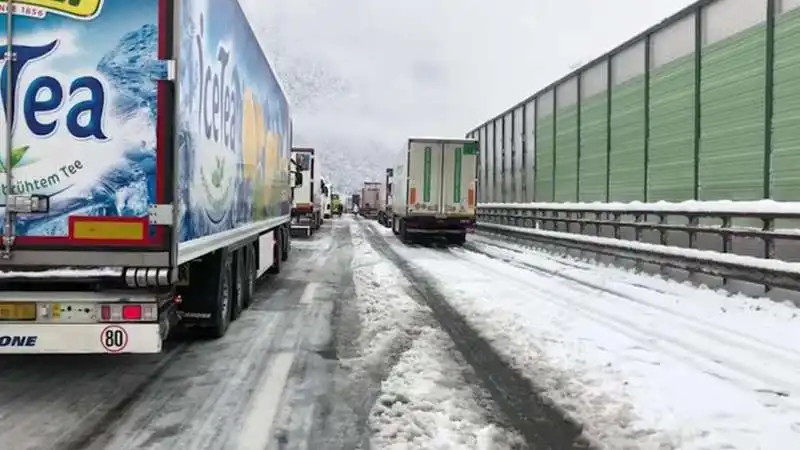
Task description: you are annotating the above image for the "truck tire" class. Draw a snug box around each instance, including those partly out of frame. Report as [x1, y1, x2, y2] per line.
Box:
[281, 225, 290, 261]
[448, 234, 467, 246]
[244, 243, 256, 307]
[399, 219, 409, 243]
[231, 249, 246, 321]
[268, 230, 283, 275]
[392, 216, 399, 235]
[208, 251, 233, 338]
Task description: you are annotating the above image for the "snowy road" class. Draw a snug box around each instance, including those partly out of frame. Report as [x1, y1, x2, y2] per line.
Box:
[0, 218, 525, 450]
[368, 222, 800, 449]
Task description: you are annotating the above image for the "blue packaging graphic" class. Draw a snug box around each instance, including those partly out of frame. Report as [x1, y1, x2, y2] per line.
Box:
[0, 0, 160, 242]
[0, 0, 291, 247]
[177, 0, 291, 243]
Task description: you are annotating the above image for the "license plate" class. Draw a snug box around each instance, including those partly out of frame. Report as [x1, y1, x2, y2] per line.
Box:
[0, 303, 36, 320]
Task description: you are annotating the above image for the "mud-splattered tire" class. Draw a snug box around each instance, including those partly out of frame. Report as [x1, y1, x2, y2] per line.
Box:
[281, 226, 290, 262]
[243, 244, 256, 307]
[208, 252, 233, 338]
[268, 230, 283, 275]
[231, 249, 246, 321]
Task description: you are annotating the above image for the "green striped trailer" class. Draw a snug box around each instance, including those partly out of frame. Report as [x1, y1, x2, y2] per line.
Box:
[391, 137, 479, 245]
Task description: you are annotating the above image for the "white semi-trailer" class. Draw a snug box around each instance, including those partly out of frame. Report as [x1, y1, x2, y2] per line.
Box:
[378, 168, 394, 228]
[392, 138, 478, 245]
[360, 182, 382, 220]
[321, 177, 332, 219]
[0, 0, 301, 353]
[291, 147, 322, 236]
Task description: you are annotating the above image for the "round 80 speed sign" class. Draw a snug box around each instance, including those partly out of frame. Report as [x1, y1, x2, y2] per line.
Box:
[101, 325, 129, 353]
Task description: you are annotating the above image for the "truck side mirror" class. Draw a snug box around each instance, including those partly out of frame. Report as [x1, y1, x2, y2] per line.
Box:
[293, 171, 303, 187]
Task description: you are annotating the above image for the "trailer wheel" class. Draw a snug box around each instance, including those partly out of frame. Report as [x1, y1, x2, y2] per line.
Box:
[281, 225, 290, 261]
[231, 249, 246, 321]
[448, 234, 467, 246]
[244, 244, 256, 307]
[209, 251, 233, 338]
[392, 216, 399, 235]
[268, 230, 283, 275]
[399, 219, 409, 243]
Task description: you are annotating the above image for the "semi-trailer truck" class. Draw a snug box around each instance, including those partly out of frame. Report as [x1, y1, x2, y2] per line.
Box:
[344, 195, 353, 214]
[321, 177, 331, 220]
[351, 193, 362, 215]
[360, 182, 382, 219]
[291, 147, 322, 236]
[392, 138, 478, 245]
[331, 193, 343, 217]
[377, 168, 393, 228]
[0, 0, 301, 354]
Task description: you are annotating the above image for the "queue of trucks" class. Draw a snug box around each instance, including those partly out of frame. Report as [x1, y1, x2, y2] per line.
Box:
[0, 0, 304, 354]
[0, 0, 477, 355]
[353, 137, 478, 246]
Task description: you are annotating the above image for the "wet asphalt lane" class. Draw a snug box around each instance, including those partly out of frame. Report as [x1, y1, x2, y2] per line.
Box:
[0, 218, 532, 450]
[0, 221, 352, 450]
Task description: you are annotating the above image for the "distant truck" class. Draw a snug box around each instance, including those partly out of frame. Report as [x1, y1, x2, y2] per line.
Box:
[331, 193, 343, 217]
[0, 0, 301, 353]
[360, 182, 382, 219]
[377, 168, 394, 227]
[344, 195, 353, 214]
[392, 138, 478, 245]
[291, 147, 322, 236]
[321, 177, 331, 220]
[351, 193, 362, 214]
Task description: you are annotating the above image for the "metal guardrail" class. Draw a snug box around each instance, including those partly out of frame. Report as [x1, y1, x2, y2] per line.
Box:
[477, 201, 800, 292]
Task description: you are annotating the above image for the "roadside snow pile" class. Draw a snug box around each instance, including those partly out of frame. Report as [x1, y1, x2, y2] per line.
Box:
[371, 326, 521, 450]
[481, 198, 800, 213]
[386, 234, 800, 449]
[348, 223, 524, 450]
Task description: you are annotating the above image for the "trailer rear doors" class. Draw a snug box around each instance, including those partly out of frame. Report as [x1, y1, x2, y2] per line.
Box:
[406, 139, 477, 217]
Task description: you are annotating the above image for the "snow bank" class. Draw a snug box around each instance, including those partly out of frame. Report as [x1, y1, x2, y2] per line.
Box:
[348, 224, 522, 449]
[371, 326, 521, 450]
[385, 234, 800, 449]
[481, 199, 800, 214]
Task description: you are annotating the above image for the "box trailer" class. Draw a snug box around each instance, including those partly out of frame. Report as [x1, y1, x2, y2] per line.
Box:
[0, 0, 301, 353]
[351, 193, 361, 215]
[392, 138, 478, 244]
[321, 177, 332, 219]
[377, 168, 394, 228]
[360, 182, 382, 219]
[291, 147, 322, 236]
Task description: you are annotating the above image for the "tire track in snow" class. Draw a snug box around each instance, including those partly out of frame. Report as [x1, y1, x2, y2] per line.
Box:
[461, 239, 800, 370]
[445, 243, 800, 411]
[360, 223, 594, 450]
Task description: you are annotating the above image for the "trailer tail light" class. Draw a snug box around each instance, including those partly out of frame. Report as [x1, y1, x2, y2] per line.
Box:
[468, 188, 475, 207]
[122, 305, 142, 320]
[409, 187, 417, 205]
[98, 303, 157, 322]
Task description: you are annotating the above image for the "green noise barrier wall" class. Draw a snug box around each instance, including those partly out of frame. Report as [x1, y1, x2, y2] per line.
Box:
[535, 114, 554, 201]
[699, 24, 766, 201]
[478, 3, 800, 204]
[647, 56, 695, 202]
[578, 95, 608, 202]
[554, 104, 579, 201]
[609, 77, 646, 202]
[771, 8, 800, 201]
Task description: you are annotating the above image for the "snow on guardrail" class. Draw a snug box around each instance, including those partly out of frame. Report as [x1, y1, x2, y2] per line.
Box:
[480, 199, 800, 214]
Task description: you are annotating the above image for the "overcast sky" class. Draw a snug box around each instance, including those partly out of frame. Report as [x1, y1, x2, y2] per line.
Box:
[241, 0, 696, 191]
